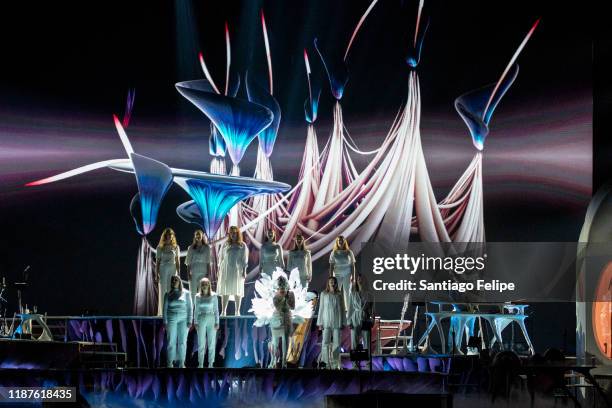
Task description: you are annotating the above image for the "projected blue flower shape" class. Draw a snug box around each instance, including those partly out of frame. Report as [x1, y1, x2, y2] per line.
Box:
[209, 73, 240, 157]
[174, 174, 290, 238]
[209, 122, 227, 157]
[304, 88, 321, 124]
[314, 38, 349, 100]
[129, 152, 173, 235]
[454, 64, 519, 151]
[246, 72, 281, 157]
[406, 19, 429, 68]
[176, 80, 273, 165]
[176, 200, 203, 227]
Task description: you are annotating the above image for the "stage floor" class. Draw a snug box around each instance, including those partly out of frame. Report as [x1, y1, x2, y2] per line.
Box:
[3, 315, 448, 371]
[0, 367, 448, 406]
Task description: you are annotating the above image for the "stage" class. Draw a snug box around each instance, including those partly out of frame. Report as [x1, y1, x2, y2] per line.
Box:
[0, 367, 448, 406]
[1, 359, 607, 407]
[1, 315, 449, 372]
[1, 314, 610, 406]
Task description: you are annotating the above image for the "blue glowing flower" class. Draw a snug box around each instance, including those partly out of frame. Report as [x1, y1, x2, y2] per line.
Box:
[454, 64, 519, 150]
[130, 153, 173, 235]
[406, 19, 429, 68]
[176, 80, 274, 165]
[314, 38, 349, 100]
[245, 72, 281, 157]
[209, 122, 227, 157]
[174, 174, 290, 238]
[304, 88, 321, 124]
[176, 200, 203, 228]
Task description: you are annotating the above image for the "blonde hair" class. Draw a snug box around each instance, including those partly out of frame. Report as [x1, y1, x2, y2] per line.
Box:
[159, 228, 178, 249]
[293, 233, 307, 251]
[326, 276, 340, 293]
[199, 277, 212, 296]
[333, 235, 349, 251]
[265, 230, 277, 243]
[192, 229, 208, 248]
[226, 226, 244, 245]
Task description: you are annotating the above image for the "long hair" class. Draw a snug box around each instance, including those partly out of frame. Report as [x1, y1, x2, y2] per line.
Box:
[292, 233, 307, 251]
[351, 273, 367, 292]
[199, 277, 212, 296]
[159, 228, 178, 249]
[333, 235, 350, 251]
[192, 229, 208, 248]
[226, 226, 244, 245]
[325, 276, 340, 293]
[169, 275, 182, 292]
[264, 229, 277, 243]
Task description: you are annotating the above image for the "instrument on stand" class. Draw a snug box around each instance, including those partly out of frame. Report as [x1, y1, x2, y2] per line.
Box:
[0, 276, 8, 337]
[287, 296, 318, 366]
[1, 266, 38, 338]
[15, 265, 31, 315]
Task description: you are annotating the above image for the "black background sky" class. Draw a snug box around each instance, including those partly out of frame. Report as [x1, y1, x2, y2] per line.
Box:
[0, 0, 596, 353]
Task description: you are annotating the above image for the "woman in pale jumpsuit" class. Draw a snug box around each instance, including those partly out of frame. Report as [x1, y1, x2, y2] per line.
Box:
[156, 228, 180, 316]
[329, 236, 355, 311]
[286, 233, 312, 289]
[194, 277, 219, 368]
[217, 226, 249, 316]
[185, 229, 211, 303]
[269, 276, 295, 368]
[163, 275, 192, 368]
[317, 276, 346, 369]
[260, 230, 284, 276]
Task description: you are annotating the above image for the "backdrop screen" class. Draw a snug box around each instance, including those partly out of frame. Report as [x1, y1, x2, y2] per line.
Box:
[0, 0, 591, 319]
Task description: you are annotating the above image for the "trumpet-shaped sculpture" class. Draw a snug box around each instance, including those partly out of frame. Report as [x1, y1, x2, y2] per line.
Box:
[246, 72, 281, 158]
[130, 153, 173, 235]
[209, 122, 227, 157]
[315, 38, 349, 101]
[455, 64, 519, 151]
[175, 80, 274, 166]
[173, 174, 290, 239]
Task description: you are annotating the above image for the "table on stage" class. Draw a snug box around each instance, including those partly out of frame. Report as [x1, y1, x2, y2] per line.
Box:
[416, 302, 534, 355]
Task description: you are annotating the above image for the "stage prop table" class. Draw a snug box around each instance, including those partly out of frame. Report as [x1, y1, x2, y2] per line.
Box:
[416, 303, 534, 355]
[13, 313, 54, 341]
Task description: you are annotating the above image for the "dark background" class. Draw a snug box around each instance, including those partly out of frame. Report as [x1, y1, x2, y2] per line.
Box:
[0, 0, 593, 353]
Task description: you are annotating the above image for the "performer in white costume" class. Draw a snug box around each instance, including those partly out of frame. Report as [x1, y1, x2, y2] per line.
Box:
[185, 229, 211, 303]
[286, 233, 312, 289]
[194, 277, 219, 368]
[259, 230, 284, 276]
[317, 276, 346, 369]
[329, 236, 356, 311]
[217, 226, 249, 316]
[269, 276, 295, 368]
[249, 268, 315, 368]
[347, 273, 374, 369]
[163, 275, 192, 368]
[156, 228, 180, 316]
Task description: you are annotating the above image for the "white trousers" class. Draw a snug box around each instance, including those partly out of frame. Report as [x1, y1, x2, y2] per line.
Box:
[166, 318, 188, 367]
[321, 328, 342, 369]
[335, 273, 350, 312]
[270, 326, 290, 368]
[158, 265, 176, 316]
[196, 315, 217, 368]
